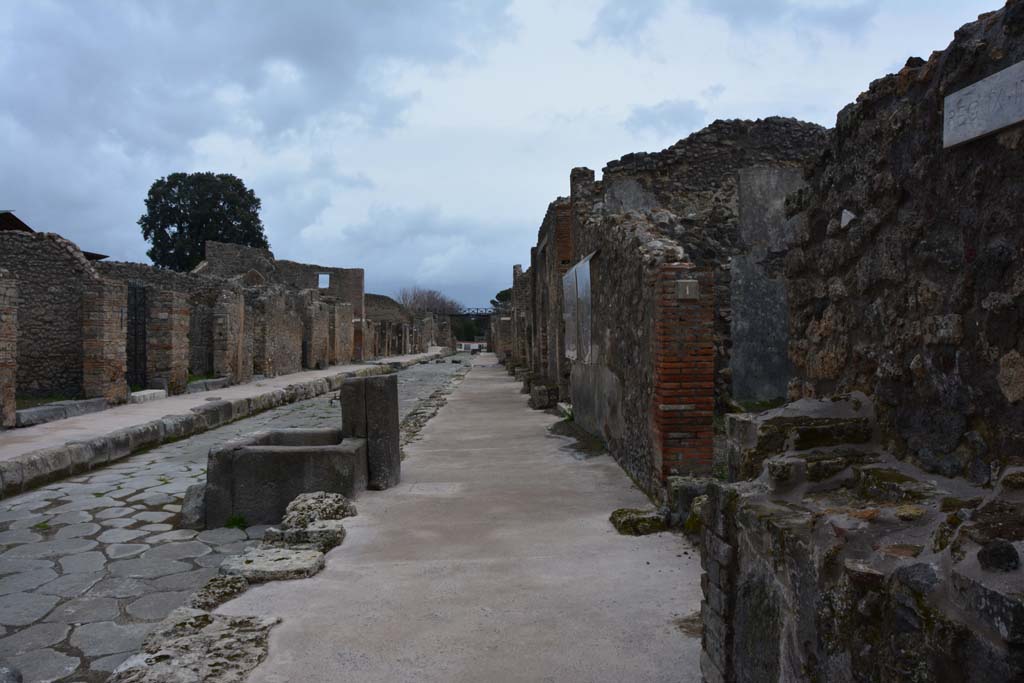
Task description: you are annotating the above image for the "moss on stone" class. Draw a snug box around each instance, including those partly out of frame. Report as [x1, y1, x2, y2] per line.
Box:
[609, 508, 668, 536]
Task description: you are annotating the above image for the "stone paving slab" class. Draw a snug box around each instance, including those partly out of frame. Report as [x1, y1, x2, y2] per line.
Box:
[0, 350, 448, 501]
[0, 354, 470, 682]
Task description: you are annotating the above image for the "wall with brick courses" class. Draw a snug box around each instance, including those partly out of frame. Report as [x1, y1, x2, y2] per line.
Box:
[81, 278, 129, 403]
[567, 202, 693, 495]
[0, 270, 16, 427]
[0, 232, 96, 398]
[247, 288, 303, 377]
[302, 296, 331, 370]
[197, 241, 365, 321]
[652, 266, 715, 479]
[96, 261, 223, 377]
[145, 289, 190, 394]
[212, 288, 250, 382]
[329, 303, 354, 365]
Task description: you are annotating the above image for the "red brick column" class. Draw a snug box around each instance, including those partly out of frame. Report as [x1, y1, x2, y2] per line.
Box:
[652, 264, 715, 480]
[0, 269, 16, 427]
[82, 278, 129, 404]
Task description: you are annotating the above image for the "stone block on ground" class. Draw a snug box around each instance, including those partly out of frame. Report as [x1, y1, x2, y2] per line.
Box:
[342, 375, 400, 490]
[280, 491, 357, 528]
[180, 484, 205, 530]
[609, 508, 668, 536]
[219, 546, 324, 583]
[263, 520, 346, 553]
[109, 608, 278, 683]
[204, 429, 367, 528]
[189, 575, 250, 611]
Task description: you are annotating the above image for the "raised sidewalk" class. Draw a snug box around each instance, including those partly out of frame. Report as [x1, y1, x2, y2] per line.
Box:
[221, 353, 702, 682]
[0, 349, 448, 499]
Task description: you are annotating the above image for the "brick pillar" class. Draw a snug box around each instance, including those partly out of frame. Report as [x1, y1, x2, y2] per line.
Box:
[147, 289, 190, 394]
[652, 265, 715, 482]
[0, 270, 16, 427]
[82, 278, 129, 404]
[213, 289, 245, 382]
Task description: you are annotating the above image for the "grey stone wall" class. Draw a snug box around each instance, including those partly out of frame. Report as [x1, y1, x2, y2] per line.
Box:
[248, 287, 303, 377]
[787, 3, 1024, 481]
[0, 269, 16, 427]
[729, 166, 806, 403]
[0, 232, 96, 398]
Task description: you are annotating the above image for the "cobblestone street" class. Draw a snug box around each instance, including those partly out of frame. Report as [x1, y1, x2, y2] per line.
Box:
[0, 356, 468, 683]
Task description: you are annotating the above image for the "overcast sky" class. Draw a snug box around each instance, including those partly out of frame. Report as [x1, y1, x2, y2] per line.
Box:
[0, 0, 998, 306]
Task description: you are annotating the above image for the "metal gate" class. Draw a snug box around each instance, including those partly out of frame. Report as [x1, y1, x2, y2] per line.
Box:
[126, 282, 147, 389]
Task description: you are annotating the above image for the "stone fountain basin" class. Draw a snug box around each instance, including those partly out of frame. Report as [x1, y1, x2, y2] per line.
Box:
[204, 428, 367, 528]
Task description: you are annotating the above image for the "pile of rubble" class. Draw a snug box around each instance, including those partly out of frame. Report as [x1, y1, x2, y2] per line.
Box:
[109, 492, 357, 683]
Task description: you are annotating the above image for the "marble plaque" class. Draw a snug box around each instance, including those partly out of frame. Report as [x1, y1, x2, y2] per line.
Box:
[944, 59, 1024, 148]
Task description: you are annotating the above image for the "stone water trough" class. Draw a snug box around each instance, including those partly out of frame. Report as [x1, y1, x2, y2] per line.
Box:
[201, 373, 401, 529]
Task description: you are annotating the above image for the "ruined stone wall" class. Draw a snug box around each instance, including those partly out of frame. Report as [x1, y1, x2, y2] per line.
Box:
[0, 232, 94, 398]
[196, 241, 365, 321]
[490, 314, 513, 364]
[0, 270, 16, 427]
[97, 261, 223, 377]
[567, 195, 713, 493]
[700, 394, 1023, 683]
[599, 119, 826, 409]
[528, 198, 573, 398]
[787, 4, 1024, 482]
[212, 288, 249, 382]
[510, 264, 530, 371]
[548, 199, 573, 399]
[196, 241, 276, 280]
[302, 295, 331, 370]
[145, 289, 189, 394]
[81, 278, 129, 403]
[329, 303, 354, 365]
[365, 294, 409, 322]
[247, 287, 303, 377]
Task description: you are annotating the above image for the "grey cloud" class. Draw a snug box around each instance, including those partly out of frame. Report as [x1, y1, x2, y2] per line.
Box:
[689, 0, 881, 37]
[284, 205, 525, 307]
[625, 99, 707, 138]
[0, 0, 514, 264]
[582, 0, 667, 45]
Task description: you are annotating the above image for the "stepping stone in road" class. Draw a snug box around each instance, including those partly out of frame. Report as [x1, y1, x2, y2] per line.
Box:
[0, 591, 60, 626]
[219, 547, 324, 583]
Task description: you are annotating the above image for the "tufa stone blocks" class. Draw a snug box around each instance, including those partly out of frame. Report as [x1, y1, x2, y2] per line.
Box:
[341, 373, 401, 490]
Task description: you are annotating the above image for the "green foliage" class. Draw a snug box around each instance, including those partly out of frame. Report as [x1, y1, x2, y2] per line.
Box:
[452, 317, 483, 341]
[490, 287, 512, 308]
[139, 172, 269, 272]
[225, 515, 248, 530]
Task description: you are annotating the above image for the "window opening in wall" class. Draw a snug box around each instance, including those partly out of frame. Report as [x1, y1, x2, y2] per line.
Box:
[318, 273, 330, 289]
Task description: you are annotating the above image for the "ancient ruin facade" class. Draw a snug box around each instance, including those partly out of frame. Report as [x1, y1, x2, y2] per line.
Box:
[505, 118, 827, 495]
[0, 227, 446, 430]
[698, 7, 1024, 681]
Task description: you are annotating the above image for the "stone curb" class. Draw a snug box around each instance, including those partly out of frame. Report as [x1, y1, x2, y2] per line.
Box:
[0, 353, 449, 500]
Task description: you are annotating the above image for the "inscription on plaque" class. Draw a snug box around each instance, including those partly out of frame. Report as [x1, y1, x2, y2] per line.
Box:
[944, 59, 1024, 148]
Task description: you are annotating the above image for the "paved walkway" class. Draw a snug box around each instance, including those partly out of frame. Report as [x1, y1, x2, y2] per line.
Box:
[0, 357, 469, 683]
[0, 351, 443, 462]
[221, 353, 702, 682]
